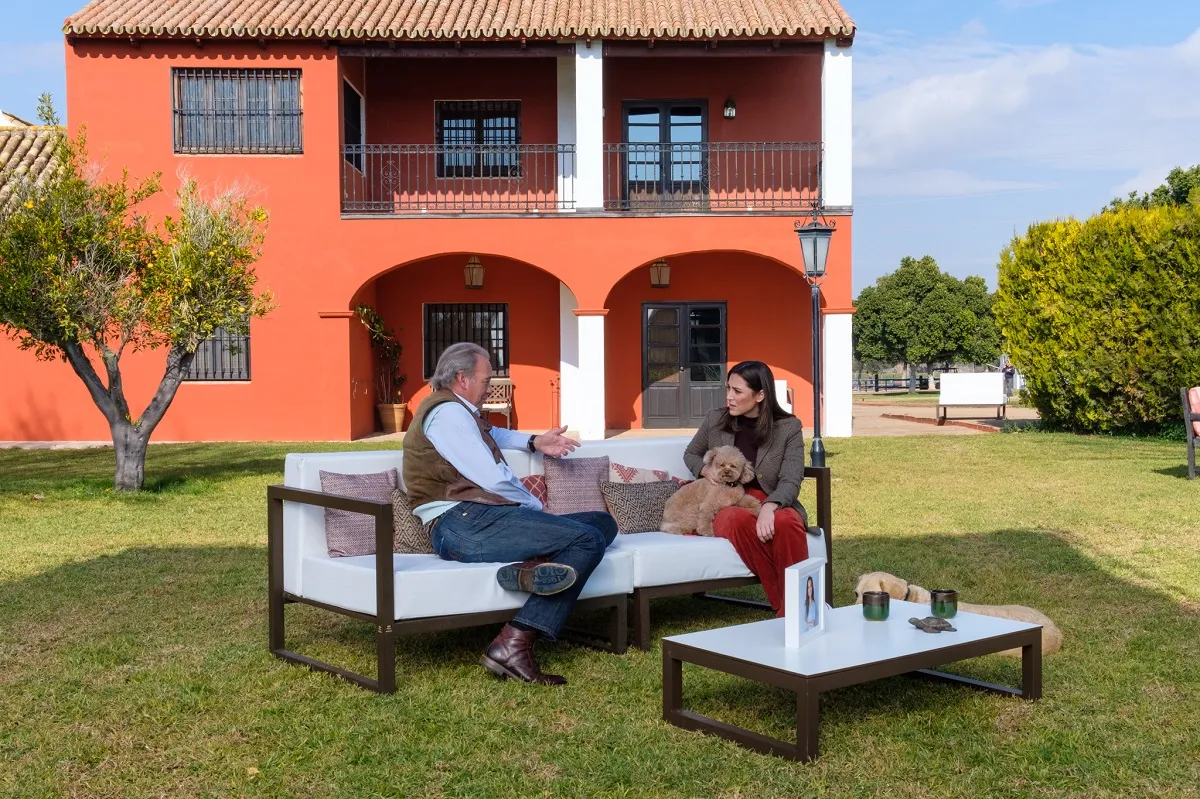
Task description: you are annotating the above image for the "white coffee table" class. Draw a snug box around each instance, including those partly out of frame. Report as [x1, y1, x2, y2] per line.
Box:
[662, 600, 1042, 762]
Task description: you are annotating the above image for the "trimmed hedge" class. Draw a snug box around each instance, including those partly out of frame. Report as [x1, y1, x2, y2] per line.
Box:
[995, 204, 1200, 433]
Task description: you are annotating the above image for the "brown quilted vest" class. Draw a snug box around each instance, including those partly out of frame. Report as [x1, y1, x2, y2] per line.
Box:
[402, 389, 518, 509]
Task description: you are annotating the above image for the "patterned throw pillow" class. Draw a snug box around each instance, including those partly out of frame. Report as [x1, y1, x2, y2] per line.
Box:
[609, 462, 671, 484]
[392, 489, 434, 555]
[519, 474, 548, 504]
[600, 480, 681, 534]
[610, 461, 691, 486]
[544, 456, 610, 515]
[319, 469, 399, 558]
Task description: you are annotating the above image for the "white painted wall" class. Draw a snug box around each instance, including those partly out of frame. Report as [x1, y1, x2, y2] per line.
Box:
[823, 312, 853, 437]
[555, 56, 577, 210]
[576, 313, 606, 440]
[821, 39, 853, 209]
[573, 40, 605, 210]
[558, 283, 581, 432]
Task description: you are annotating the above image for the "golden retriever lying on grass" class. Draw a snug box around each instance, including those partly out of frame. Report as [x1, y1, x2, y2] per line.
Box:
[854, 571, 1063, 656]
[661, 446, 761, 536]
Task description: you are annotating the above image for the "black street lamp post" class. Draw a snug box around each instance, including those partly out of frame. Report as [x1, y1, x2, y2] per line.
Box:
[794, 211, 835, 468]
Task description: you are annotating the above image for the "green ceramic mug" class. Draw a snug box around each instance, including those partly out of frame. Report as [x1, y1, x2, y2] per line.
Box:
[930, 589, 959, 619]
[862, 591, 890, 621]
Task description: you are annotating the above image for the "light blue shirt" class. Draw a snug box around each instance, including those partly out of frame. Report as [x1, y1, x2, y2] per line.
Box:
[412, 392, 542, 524]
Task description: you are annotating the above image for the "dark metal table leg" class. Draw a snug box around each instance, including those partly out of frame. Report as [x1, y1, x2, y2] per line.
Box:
[795, 679, 820, 762]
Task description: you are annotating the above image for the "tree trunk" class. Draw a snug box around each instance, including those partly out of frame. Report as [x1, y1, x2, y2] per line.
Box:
[112, 419, 149, 492]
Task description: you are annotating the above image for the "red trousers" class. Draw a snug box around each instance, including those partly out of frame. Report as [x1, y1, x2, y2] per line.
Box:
[713, 489, 809, 617]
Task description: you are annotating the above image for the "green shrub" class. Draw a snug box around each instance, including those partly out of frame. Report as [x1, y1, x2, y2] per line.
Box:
[995, 204, 1200, 433]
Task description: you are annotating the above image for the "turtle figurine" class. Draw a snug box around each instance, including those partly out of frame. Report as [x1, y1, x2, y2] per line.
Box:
[909, 616, 957, 633]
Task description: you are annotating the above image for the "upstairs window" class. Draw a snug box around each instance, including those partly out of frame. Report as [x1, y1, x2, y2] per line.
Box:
[423, 303, 509, 379]
[184, 328, 251, 381]
[173, 68, 302, 154]
[343, 79, 364, 171]
[435, 100, 521, 178]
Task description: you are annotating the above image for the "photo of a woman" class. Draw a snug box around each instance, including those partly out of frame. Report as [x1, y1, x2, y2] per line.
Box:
[804, 575, 818, 630]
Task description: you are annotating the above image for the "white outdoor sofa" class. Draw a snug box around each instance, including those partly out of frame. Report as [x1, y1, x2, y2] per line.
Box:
[267, 436, 831, 693]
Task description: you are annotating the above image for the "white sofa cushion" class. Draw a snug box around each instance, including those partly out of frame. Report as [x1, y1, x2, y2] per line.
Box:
[610, 527, 828, 589]
[532, 437, 694, 480]
[300, 548, 634, 619]
[282, 449, 532, 595]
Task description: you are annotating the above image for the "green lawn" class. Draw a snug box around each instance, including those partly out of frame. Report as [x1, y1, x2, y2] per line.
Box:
[2, 434, 1199, 798]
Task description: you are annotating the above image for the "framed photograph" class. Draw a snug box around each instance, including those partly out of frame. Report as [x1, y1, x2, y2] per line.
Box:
[784, 557, 827, 649]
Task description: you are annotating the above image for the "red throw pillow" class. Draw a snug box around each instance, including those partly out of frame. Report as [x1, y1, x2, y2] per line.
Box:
[519, 474, 548, 503]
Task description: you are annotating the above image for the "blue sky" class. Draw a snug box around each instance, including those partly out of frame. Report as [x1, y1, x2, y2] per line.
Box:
[3, 0, 1200, 292]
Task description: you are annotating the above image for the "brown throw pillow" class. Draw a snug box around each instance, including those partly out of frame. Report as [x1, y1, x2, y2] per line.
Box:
[392, 489, 434, 555]
[544, 455, 610, 515]
[600, 480, 680, 534]
[519, 474, 548, 504]
[319, 469, 399, 558]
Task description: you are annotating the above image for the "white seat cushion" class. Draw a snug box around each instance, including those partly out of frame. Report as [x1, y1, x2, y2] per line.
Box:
[300, 547, 634, 619]
[609, 529, 829, 589]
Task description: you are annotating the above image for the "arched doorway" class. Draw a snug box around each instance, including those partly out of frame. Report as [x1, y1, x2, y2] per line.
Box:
[604, 251, 816, 430]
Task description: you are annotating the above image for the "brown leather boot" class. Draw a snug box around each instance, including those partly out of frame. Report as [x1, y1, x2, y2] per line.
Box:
[480, 623, 567, 686]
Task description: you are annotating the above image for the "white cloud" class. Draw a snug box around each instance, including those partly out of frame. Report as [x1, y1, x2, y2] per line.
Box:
[854, 27, 1200, 201]
[862, 168, 1046, 199]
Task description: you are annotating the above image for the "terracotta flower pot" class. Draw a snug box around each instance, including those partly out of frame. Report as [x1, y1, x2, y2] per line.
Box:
[378, 403, 407, 434]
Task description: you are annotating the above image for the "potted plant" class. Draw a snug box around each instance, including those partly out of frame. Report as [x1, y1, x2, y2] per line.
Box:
[356, 304, 408, 433]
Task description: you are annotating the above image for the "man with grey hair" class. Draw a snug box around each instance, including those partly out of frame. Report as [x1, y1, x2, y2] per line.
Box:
[403, 342, 617, 685]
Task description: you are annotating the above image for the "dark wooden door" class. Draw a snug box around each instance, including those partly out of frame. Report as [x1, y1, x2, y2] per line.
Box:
[643, 303, 727, 428]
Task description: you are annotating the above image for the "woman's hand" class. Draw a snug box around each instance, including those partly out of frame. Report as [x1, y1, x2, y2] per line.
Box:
[756, 502, 779, 542]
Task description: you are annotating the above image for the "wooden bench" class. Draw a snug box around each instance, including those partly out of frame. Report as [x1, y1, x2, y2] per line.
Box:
[482, 377, 514, 428]
[1183, 387, 1200, 480]
[937, 372, 1007, 423]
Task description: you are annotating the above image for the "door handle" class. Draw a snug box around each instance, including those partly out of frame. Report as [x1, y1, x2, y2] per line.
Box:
[679, 366, 685, 371]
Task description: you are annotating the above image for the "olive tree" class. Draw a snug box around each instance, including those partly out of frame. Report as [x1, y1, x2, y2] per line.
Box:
[0, 99, 274, 490]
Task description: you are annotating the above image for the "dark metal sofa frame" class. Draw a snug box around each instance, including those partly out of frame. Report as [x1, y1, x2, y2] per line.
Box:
[630, 466, 833, 650]
[268, 486, 628, 694]
[1184, 388, 1199, 481]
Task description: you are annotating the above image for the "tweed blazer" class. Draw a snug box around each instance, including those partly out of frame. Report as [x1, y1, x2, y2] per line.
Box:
[683, 409, 809, 524]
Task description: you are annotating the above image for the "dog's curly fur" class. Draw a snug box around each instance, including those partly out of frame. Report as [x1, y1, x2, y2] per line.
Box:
[661, 446, 762, 536]
[853, 570, 1063, 656]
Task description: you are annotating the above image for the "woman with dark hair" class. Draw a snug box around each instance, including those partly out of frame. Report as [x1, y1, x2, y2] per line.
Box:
[683, 360, 812, 616]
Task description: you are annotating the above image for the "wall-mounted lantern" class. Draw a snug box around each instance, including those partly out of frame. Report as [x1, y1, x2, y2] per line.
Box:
[464, 255, 484, 289]
[723, 98, 737, 119]
[650, 258, 671, 289]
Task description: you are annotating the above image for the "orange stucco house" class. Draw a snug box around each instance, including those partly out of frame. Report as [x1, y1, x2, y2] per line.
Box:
[1, 0, 857, 442]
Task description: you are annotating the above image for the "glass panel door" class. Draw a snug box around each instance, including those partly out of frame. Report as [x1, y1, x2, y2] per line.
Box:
[622, 102, 708, 210]
[643, 302, 726, 428]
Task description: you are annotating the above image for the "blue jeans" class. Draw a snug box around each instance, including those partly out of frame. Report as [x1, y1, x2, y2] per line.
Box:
[430, 504, 618, 639]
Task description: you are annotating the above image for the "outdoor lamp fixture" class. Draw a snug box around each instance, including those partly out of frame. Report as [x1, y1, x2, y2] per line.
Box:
[723, 98, 737, 119]
[794, 208, 836, 468]
[649, 258, 671, 289]
[464, 255, 484, 289]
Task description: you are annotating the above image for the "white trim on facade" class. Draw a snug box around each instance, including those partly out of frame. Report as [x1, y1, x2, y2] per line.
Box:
[573, 40, 605, 210]
[555, 55, 578, 211]
[823, 312, 853, 437]
[558, 283, 581, 433]
[821, 39, 852, 209]
[576, 313, 606, 439]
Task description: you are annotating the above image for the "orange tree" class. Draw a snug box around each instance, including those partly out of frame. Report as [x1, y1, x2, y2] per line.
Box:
[0, 99, 274, 490]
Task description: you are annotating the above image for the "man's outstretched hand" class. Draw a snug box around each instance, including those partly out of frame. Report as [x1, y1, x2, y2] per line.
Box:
[534, 426, 580, 458]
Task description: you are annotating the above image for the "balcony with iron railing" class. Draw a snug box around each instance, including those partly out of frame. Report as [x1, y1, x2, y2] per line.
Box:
[341, 142, 821, 215]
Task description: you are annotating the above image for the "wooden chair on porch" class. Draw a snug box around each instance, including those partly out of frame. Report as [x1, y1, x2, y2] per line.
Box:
[483, 377, 515, 428]
[1183, 387, 1200, 480]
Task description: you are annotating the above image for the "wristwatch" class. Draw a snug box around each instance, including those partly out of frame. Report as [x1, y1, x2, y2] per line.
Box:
[526, 434, 537, 453]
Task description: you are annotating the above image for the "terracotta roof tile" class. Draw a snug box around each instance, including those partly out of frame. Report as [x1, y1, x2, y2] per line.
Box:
[64, 0, 855, 41]
[0, 128, 60, 210]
